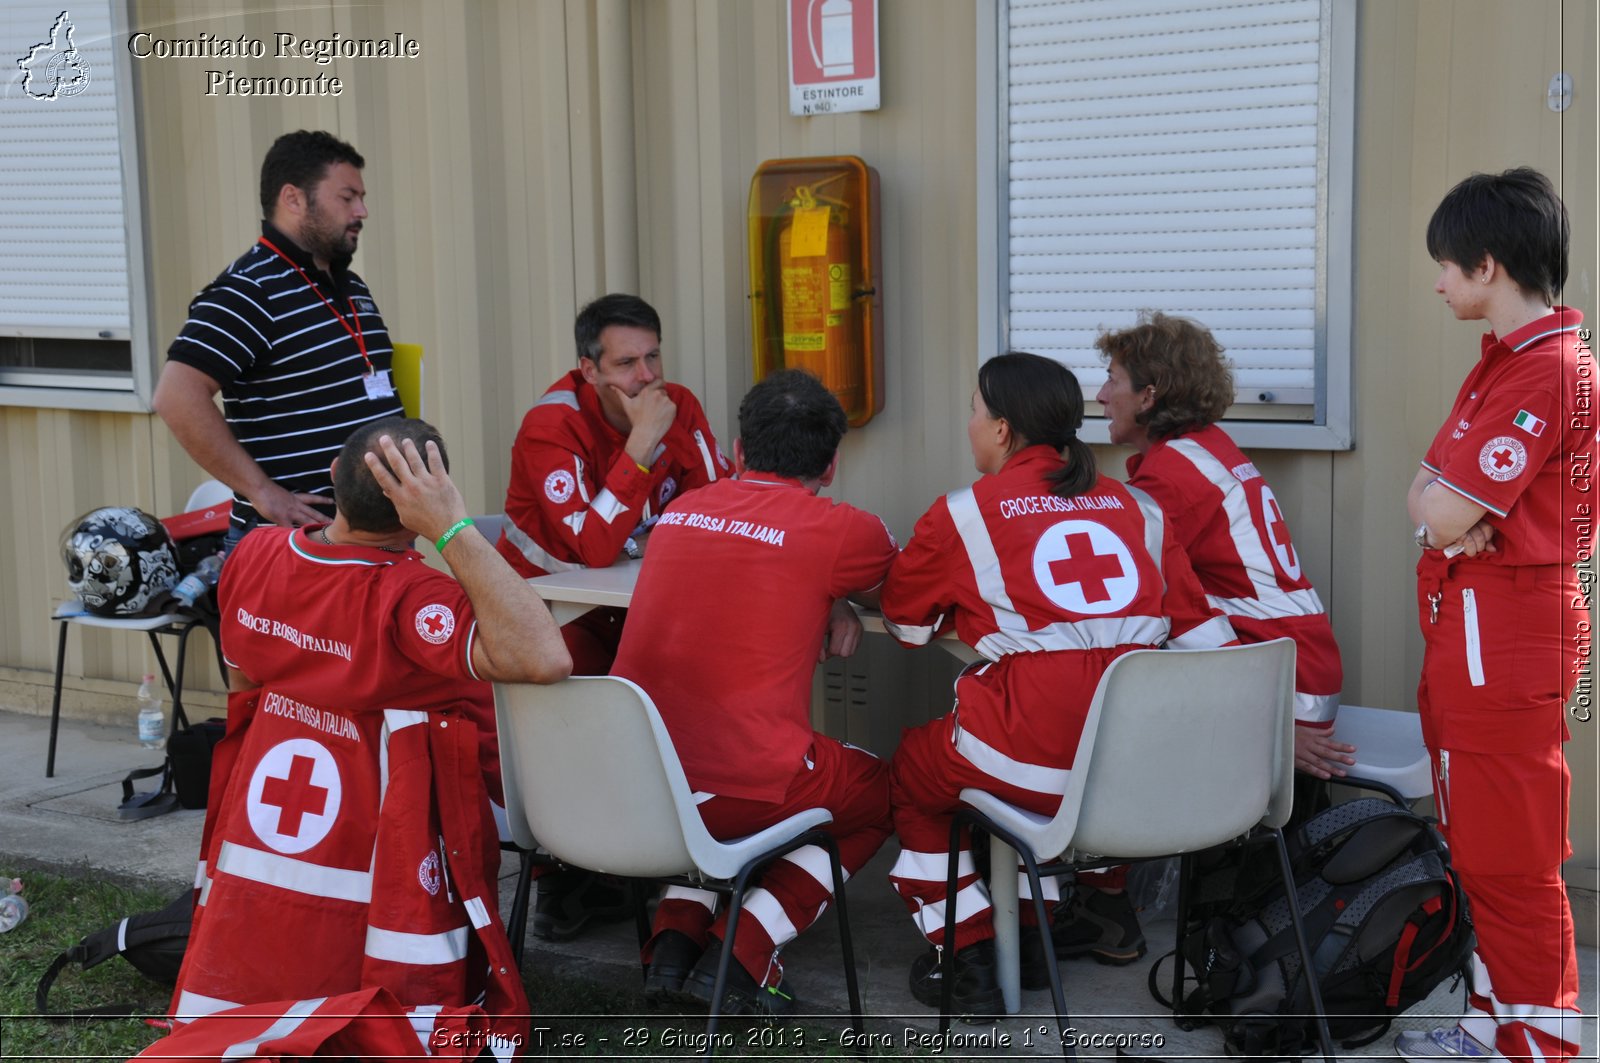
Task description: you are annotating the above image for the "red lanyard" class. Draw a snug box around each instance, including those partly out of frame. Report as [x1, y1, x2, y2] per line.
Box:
[257, 237, 373, 375]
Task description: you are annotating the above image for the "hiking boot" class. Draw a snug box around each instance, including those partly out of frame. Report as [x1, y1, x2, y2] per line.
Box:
[1394, 1025, 1497, 1060]
[909, 939, 1003, 1023]
[531, 869, 632, 941]
[643, 930, 703, 1006]
[682, 938, 796, 1019]
[1020, 928, 1055, 991]
[1051, 886, 1146, 965]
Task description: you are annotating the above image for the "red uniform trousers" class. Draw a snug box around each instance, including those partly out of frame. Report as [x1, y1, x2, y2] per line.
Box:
[563, 605, 627, 677]
[1417, 560, 1581, 1061]
[647, 734, 891, 987]
[887, 714, 1068, 951]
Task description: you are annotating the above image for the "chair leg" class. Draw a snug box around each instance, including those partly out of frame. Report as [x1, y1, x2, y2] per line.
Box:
[1269, 827, 1336, 1063]
[1170, 851, 1194, 1024]
[818, 833, 865, 1043]
[165, 624, 194, 733]
[631, 878, 654, 959]
[506, 849, 534, 970]
[46, 620, 69, 778]
[1020, 858, 1076, 1061]
[705, 874, 753, 1057]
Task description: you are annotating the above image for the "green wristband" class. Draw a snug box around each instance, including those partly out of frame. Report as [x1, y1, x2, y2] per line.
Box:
[435, 517, 474, 554]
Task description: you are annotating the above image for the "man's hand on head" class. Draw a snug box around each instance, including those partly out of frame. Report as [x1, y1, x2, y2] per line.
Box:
[363, 435, 467, 543]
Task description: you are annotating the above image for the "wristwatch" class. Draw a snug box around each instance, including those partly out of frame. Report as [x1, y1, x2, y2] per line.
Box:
[1414, 523, 1430, 549]
[623, 537, 642, 560]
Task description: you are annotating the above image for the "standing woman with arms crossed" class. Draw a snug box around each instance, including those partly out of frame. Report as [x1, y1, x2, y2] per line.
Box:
[1398, 167, 1588, 1062]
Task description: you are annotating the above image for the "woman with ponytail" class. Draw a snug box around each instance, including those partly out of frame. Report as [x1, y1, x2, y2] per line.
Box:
[880, 352, 1236, 1019]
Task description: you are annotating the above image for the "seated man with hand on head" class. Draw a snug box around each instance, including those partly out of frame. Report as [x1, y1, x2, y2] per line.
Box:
[162, 418, 570, 1053]
[612, 369, 899, 1018]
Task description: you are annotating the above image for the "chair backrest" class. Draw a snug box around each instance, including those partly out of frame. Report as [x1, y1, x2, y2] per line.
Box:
[1038, 639, 1297, 860]
[184, 479, 232, 513]
[471, 514, 506, 545]
[493, 675, 729, 878]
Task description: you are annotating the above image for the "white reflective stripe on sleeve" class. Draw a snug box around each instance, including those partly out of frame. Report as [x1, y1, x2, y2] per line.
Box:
[781, 844, 842, 892]
[1463, 588, 1486, 687]
[216, 840, 373, 902]
[174, 988, 245, 1022]
[946, 487, 1022, 633]
[891, 848, 976, 883]
[562, 510, 587, 536]
[883, 617, 939, 646]
[1166, 614, 1236, 650]
[1295, 691, 1340, 725]
[694, 429, 719, 481]
[1207, 586, 1327, 622]
[464, 894, 492, 930]
[973, 614, 1169, 657]
[464, 621, 482, 681]
[663, 885, 719, 913]
[221, 996, 327, 1061]
[742, 888, 800, 949]
[953, 727, 1071, 796]
[536, 391, 580, 410]
[407, 1006, 443, 1053]
[384, 708, 429, 732]
[503, 519, 583, 574]
[591, 488, 628, 525]
[909, 879, 991, 938]
[365, 923, 471, 965]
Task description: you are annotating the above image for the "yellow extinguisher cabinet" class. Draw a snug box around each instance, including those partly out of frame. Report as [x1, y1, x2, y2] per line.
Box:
[747, 156, 883, 427]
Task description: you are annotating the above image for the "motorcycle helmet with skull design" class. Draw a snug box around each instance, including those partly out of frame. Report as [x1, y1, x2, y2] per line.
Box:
[61, 507, 181, 617]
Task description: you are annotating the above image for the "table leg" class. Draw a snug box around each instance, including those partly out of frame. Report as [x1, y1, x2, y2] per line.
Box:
[46, 620, 69, 778]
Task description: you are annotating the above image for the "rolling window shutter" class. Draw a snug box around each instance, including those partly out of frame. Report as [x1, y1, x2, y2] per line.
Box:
[0, 1, 131, 339]
[1006, 0, 1330, 415]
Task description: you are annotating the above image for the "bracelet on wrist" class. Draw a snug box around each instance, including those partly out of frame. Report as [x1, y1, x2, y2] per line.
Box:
[435, 517, 474, 554]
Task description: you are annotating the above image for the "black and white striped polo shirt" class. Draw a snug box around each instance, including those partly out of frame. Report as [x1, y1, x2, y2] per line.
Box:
[167, 222, 405, 532]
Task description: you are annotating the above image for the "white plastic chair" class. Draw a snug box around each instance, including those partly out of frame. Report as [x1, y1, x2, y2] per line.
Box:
[939, 639, 1335, 1062]
[494, 675, 864, 1049]
[184, 479, 233, 514]
[1333, 704, 1433, 804]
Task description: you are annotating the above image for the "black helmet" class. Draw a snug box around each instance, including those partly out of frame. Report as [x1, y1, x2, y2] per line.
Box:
[61, 507, 180, 617]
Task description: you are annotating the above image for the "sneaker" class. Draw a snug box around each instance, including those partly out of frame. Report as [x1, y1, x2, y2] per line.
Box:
[682, 938, 796, 1019]
[643, 930, 703, 1006]
[909, 940, 1003, 1023]
[1051, 886, 1146, 965]
[1394, 1025, 1497, 1059]
[1019, 928, 1055, 991]
[531, 869, 633, 941]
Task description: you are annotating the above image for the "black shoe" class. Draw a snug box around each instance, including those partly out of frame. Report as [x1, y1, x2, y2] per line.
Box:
[1020, 927, 1056, 990]
[531, 869, 633, 941]
[682, 938, 797, 1019]
[909, 940, 1003, 1023]
[643, 930, 703, 1005]
[1051, 886, 1146, 965]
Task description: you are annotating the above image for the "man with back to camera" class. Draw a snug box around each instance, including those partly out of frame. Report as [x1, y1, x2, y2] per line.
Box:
[153, 129, 402, 551]
[611, 369, 898, 1017]
[161, 417, 570, 1053]
[494, 293, 731, 939]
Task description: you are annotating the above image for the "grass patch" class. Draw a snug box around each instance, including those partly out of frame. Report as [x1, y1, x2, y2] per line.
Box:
[0, 866, 175, 1061]
[0, 867, 919, 1060]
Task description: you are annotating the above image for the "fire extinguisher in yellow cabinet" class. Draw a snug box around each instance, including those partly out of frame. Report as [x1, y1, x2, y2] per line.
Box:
[774, 177, 864, 417]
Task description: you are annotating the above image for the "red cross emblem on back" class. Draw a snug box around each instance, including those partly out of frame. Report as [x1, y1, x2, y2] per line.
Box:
[1048, 532, 1124, 604]
[260, 754, 329, 837]
[1266, 499, 1296, 570]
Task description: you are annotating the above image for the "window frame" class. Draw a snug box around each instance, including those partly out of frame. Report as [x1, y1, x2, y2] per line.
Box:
[976, 0, 1356, 451]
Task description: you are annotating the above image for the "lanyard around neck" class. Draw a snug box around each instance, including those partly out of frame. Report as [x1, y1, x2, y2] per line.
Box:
[258, 237, 373, 375]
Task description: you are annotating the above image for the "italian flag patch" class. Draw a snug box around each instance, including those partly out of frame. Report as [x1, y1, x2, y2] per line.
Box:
[1512, 409, 1546, 437]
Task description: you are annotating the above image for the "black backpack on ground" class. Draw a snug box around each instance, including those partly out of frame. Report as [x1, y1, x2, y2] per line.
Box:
[34, 890, 192, 1019]
[1150, 797, 1474, 1058]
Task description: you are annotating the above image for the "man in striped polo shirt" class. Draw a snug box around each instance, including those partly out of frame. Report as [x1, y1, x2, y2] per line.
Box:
[154, 130, 404, 551]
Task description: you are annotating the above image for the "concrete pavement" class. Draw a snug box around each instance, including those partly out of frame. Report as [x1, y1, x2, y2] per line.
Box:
[2, 707, 1593, 1057]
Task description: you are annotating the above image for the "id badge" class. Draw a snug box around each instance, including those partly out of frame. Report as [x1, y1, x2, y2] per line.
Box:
[363, 369, 395, 399]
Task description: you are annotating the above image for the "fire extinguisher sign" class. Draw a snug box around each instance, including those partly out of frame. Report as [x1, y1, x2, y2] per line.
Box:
[788, 0, 880, 117]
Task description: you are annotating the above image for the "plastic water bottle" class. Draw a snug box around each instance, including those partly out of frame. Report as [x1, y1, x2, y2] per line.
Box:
[137, 674, 165, 749]
[171, 553, 223, 609]
[0, 879, 27, 933]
